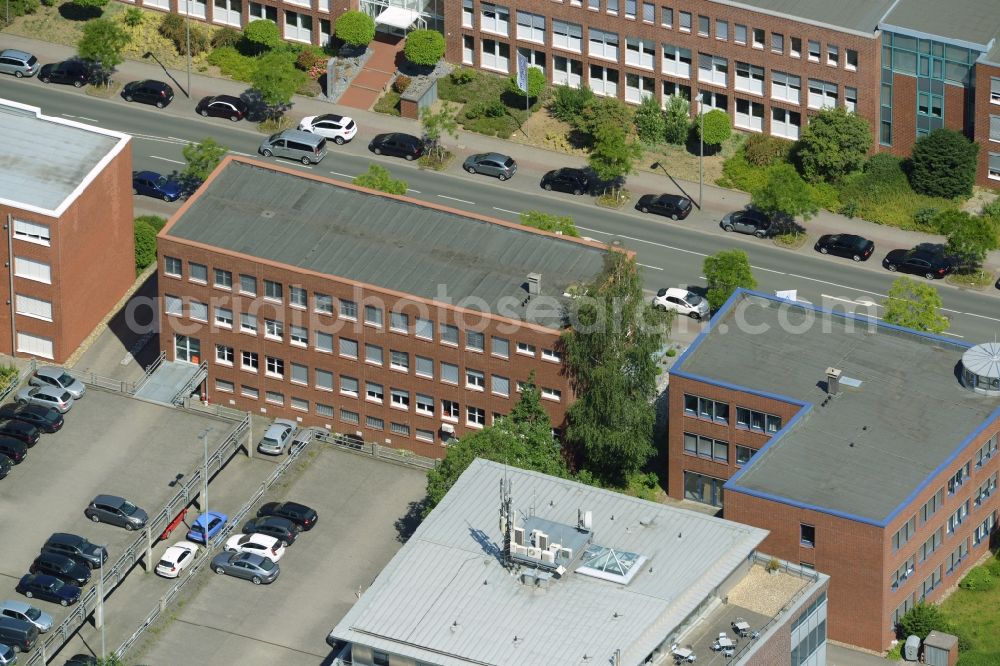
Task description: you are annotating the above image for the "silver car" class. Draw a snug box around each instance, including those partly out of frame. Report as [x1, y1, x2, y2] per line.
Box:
[0, 49, 37, 78]
[463, 152, 517, 180]
[0, 643, 14, 665]
[30, 366, 85, 399]
[15, 386, 72, 414]
[257, 419, 297, 455]
[84, 494, 148, 530]
[210, 552, 279, 585]
[0, 600, 52, 633]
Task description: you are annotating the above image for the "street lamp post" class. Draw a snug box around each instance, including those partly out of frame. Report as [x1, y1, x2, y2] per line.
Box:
[185, 0, 192, 99]
[200, 427, 212, 540]
[697, 98, 704, 211]
[98, 548, 106, 661]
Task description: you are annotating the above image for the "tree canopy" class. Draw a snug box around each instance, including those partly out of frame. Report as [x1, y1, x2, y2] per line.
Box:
[334, 10, 375, 47]
[403, 29, 446, 67]
[703, 249, 757, 311]
[662, 94, 690, 145]
[77, 18, 130, 83]
[420, 102, 459, 162]
[508, 66, 546, 100]
[795, 107, 872, 183]
[353, 163, 407, 195]
[251, 51, 306, 117]
[695, 108, 731, 147]
[633, 95, 667, 145]
[882, 276, 949, 333]
[519, 210, 580, 237]
[243, 19, 280, 54]
[938, 210, 998, 272]
[751, 163, 819, 222]
[182, 138, 227, 184]
[587, 121, 642, 199]
[897, 602, 948, 640]
[909, 128, 979, 199]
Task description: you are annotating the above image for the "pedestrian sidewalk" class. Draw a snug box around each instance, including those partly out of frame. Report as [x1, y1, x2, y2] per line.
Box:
[5, 31, 999, 276]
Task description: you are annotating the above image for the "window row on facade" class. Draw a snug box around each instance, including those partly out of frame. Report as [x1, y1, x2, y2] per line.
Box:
[135, 0, 331, 43]
[682, 432, 756, 467]
[682, 393, 783, 433]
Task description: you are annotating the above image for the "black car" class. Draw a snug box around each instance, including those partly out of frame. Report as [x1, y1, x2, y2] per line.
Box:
[540, 168, 590, 195]
[0, 437, 27, 464]
[41, 534, 108, 570]
[256, 501, 318, 531]
[122, 79, 174, 108]
[38, 60, 91, 87]
[0, 453, 11, 479]
[242, 516, 301, 546]
[16, 574, 80, 607]
[64, 656, 98, 666]
[0, 419, 39, 447]
[814, 234, 875, 262]
[368, 132, 425, 160]
[882, 247, 953, 279]
[195, 94, 248, 121]
[635, 193, 693, 220]
[0, 404, 63, 433]
[29, 552, 91, 586]
[721, 209, 774, 238]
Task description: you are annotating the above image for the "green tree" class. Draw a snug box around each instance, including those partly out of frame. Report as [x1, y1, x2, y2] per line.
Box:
[420, 102, 459, 163]
[937, 210, 998, 272]
[897, 602, 948, 640]
[910, 128, 979, 199]
[403, 29, 446, 67]
[563, 252, 669, 486]
[251, 51, 306, 119]
[795, 107, 873, 183]
[243, 18, 280, 54]
[695, 108, 731, 149]
[751, 163, 819, 222]
[182, 138, 227, 184]
[4, 0, 40, 22]
[549, 85, 594, 126]
[135, 214, 167, 233]
[334, 10, 375, 48]
[353, 164, 407, 195]
[72, 0, 109, 12]
[77, 18, 130, 85]
[133, 218, 157, 274]
[882, 277, 949, 333]
[578, 96, 633, 138]
[507, 66, 546, 100]
[633, 95, 667, 145]
[519, 210, 580, 237]
[424, 378, 565, 512]
[587, 121, 642, 201]
[703, 249, 757, 311]
[663, 94, 690, 145]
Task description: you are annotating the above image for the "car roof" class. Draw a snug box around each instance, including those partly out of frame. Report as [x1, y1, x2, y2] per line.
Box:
[92, 494, 126, 507]
[0, 600, 34, 613]
[35, 551, 73, 564]
[27, 385, 67, 397]
[34, 366, 70, 379]
[662, 287, 693, 297]
[258, 516, 293, 527]
[278, 501, 310, 512]
[1, 49, 33, 59]
[47, 533, 86, 545]
[193, 511, 226, 526]
[478, 152, 509, 161]
[236, 552, 267, 564]
[211, 94, 246, 107]
[315, 113, 347, 122]
[264, 422, 293, 437]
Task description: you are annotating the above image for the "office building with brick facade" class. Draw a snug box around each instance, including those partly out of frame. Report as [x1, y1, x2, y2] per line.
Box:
[157, 157, 610, 457]
[0, 98, 134, 363]
[666, 290, 1000, 652]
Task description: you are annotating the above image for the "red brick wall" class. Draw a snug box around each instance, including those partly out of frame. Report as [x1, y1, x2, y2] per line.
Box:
[884, 71, 916, 158]
[974, 62, 1000, 189]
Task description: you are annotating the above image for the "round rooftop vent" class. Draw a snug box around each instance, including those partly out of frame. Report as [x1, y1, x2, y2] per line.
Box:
[961, 342, 1000, 396]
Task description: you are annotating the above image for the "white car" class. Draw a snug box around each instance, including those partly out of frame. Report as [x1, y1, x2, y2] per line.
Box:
[155, 541, 200, 578]
[224, 532, 286, 562]
[652, 287, 710, 320]
[298, 114, 357, 144]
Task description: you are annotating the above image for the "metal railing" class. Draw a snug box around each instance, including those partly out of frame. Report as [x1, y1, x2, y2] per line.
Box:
[180, 396, 250, 422]
[66, 368, 137, 395]
[171, 361, 208, 405]
[0, 358, 36, 404]
[314, 431, 438, 470]
[134, 350, 166, 392]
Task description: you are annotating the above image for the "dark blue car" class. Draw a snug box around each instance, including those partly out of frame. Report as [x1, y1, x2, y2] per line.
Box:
[186, 511, 228, 544]
[132, 170, 181, 202]
[16, 573, 81, 606]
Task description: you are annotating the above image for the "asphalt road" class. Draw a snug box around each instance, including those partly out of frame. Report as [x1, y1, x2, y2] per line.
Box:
[3, 77, 999, 342]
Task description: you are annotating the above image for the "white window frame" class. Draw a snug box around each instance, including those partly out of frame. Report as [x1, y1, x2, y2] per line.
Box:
[215, 344, 234, 366]
[626, 37, 655, 69]
[553, 55, 583, 87]
[480, 2, 510, 37]
[770, 108, 801, 140]
[481, 38, 510, 73]
[808, 40, 821, 62]
[827, 44, 839, 67]
[771, 71, 800, 103]
[16, 332, 53, 359]
[845, 87, 857, 113]
[734, 61, 763, 95]
[516, 10, 545, 44]
[552, 20, 583, 53]
[15, 294, 52, 321]
[283, 9, 312, 44]
[808, 79, 838, 109]
[589, 28, 619, 62]
[735, 98, 764, 132]
[16, 219, 52, 246]
[625, 73, 655, 103]
[846, 49, 858, 71]
[589, 64, 618, 97]
[14, 257, 51, 284]
[662, 44, 692, 79]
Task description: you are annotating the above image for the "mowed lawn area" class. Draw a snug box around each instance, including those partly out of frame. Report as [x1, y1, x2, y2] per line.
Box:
[940, 552, 1000, 665]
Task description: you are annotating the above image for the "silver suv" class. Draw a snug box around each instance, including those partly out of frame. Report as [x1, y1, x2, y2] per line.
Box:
[84, 495, 148, 530]
[0, 49, 37, 78]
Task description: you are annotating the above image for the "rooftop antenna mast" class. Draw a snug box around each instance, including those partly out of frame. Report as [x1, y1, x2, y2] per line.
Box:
[499, 474, 513, 568]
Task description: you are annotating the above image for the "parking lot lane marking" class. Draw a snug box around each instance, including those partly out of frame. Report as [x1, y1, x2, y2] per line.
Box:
[150, 156, 185, 165]
[638, 263, 664, 271]
[786, 273, 887, 299]
[493, 207, 521, 215]
[329, 171, 354, 179]
[438, 195, 475, 205]
[963, 311, 1000, 323]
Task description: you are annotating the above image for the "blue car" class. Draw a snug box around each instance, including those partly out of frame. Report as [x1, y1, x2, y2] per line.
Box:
[186, 511, 228, 545]
[132, 170, 181, 202]
[16, 573, 81, 606]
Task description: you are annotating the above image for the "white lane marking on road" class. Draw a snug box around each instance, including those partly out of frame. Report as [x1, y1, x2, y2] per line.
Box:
[129, 133, 188, 145]
[150, 155, 185, 165]
[577, 226, 710, 258]
[62, 114, 99, 122]
[329, 171, 354, 179]
[821, 294, 881, 310]
[638, 263, 664, 271]
[493, 207, 521, 215]
[228, 150, 253, 157]
[786, 273, 887, 299]
[750, 265, 786, 275]
[438, 195, 475, 205]
[407, 189, 421, 194]
[168, 137, 187, 142]
[940, 308, 962, 314]
[962, 311, 1000, 323]
[942, 331, 965, 338]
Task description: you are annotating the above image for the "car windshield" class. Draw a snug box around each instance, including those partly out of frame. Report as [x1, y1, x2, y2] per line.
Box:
[686, 292, 703, 305]
[677, 198, 691, 209]
[121, 501, 139, 515]
[502, 158, 514, 167]
[154, 176, 169, 187]
[47, 578, 64, 591]
[26, 607, 40, 620]
[57, 372, 74, 385]
[158, 559, 172, 568]
[27, 56, 37, 65]
[848, 236, 868, 249]
[259, 558, 275, 571]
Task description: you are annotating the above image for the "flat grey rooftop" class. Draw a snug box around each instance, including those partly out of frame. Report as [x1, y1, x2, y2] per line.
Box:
[329, 459, 768, 666]
[167, 160, 608, 329]
[879, 0, 1000, 47]
[720, 0, 894, 34]
[0, 99, 123, 213]
[676, 293, 1000, 523]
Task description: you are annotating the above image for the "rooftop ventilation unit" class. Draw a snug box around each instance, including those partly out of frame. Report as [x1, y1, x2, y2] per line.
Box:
[961, 342, 1000, 396]
[527, 273, 542, 296]
[825, 367, 842, 396]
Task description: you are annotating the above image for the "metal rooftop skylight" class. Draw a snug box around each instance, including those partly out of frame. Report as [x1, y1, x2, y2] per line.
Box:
[575, 544, 647, 584]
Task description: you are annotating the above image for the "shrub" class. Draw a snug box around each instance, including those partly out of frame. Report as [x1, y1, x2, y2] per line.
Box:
[450, 67, 477, 84]
[295, 46, 327, 72]
[981, 198, 1000, 219]
[912, 207, 939, 229]
[795, 106, 872, 183]
[695, 109, 731, 147]
[808, 181, 841, 212]
[578, 96, 633, 137]
[136, 214, 167, 233]
[5, 0, 39, 17]
[403, 29, 445, 67]
[840, 200, 859, 218]
[211, 26, 242, 49]
[958, 566, 996, 592]
[243, 18, 280, 54]
[122, 7, 144, 27]
[134, 219, 158, 273]
[897, 603, 946, 640]
[0, 364, 19, 393]
[159, 14, 209, 55]
[466, 98, 506, 119]
[986, 556, 1000, 577]
[206, 46, 257, 82]
[633, 95, 666, 145]
[663, 94, 690, 145]
[717, 150, 769, 193]
[744, 134, 793, 167]
[910, 128, 979, 199]
[393, 74, 412, 94]
[334, 10, 375, 48]
[550, 85, 594, 126]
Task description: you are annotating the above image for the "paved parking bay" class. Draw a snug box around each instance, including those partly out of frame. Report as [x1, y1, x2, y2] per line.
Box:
[133, 446, 427, 666]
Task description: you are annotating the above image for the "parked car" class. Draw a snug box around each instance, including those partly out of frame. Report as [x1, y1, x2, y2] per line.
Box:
[0, 454, 10, 480]
[64, 655, 98, 666]
[258, 129, 327, 165]
[0, 616, 36, 654]
[652, 287, 710, 320]
[368, 132, 425, 160]
[30, 366, 85, 399]
[121, 79, 174, 108]
[720, 209, 774, 238]
[29, 553, 90, 587]
[155, 541, 199, 579]
[298, 113, 357, 144]
[15, 386, 72, 414]
[224, 533, 286, 562]
[0, 49, 37, 78]
[0, 642, 15, 664]
[814, 234, 875, 262]
[0, 600, 52, 633]
[15, 575, 80, 607]
[256, 419, 297, 455]
[41, 534, 107, 570]
[0, 421, 39, 447]
[0, 439, 26, 465]
[195, 94, 248, 121]
[186, 511, 228, 545]
[84, 494, 148, 530]
[540, 168, 590, 195]
[132, 171, 181, 202]
[241, 516, 300, 546]
[463, 152, 517, 180]
[882, 247, 953, 279]
[38, 60, 91, 87]
[635, 193, 693, 220]
[0, 404, 63, 433]
[211, 552, 279, 585]
[256, 501, 318, 531]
